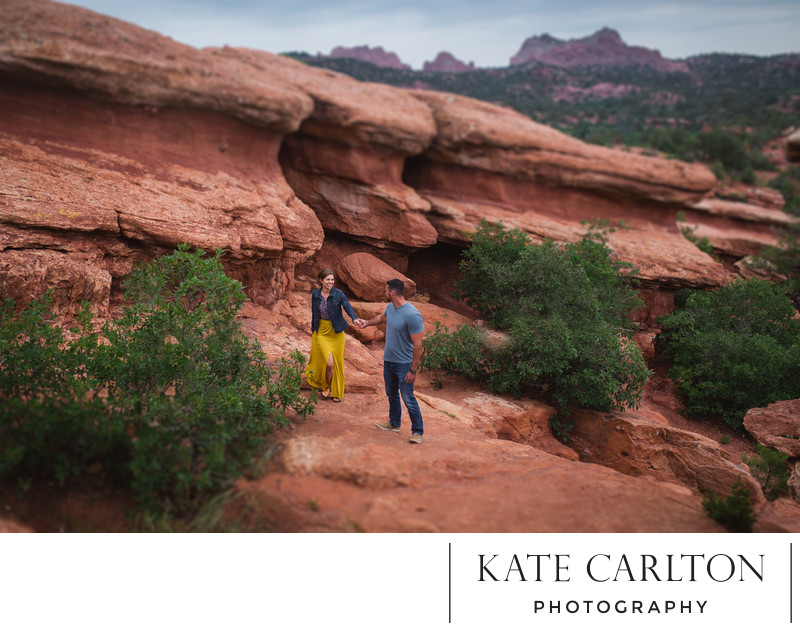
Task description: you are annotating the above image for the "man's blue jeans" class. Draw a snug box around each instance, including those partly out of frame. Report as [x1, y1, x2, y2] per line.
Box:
[383, 361, 424, 435]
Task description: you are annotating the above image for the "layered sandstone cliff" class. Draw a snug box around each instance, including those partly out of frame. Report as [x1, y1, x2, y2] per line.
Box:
[3, 0, 793, 320]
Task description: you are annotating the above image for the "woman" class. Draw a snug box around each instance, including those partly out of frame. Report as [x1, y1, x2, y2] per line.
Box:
[305, 268, 363, 402]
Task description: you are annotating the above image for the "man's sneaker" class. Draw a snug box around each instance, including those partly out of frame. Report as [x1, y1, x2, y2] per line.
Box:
[375, 421, 400, 432]
[409, 433, 423, 444]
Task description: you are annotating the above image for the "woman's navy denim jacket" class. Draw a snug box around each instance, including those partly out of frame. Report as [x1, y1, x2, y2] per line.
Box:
[311, 287, 358, 334]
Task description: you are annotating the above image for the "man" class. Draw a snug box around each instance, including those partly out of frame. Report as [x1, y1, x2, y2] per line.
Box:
[359, 279, 425, 444]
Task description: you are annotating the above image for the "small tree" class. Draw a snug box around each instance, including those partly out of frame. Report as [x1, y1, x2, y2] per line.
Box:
[749, 224, 800, 309]
[0, 294, 125, 487]
[422, 220, 650, 439]
[702, 478, 756, 533]
[657, 279, 800, 430]
[0, 245, 314, 516]
[742, 445, 790, 501]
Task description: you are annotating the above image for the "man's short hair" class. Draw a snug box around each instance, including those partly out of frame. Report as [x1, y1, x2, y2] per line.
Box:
[386, 279, 405, 296]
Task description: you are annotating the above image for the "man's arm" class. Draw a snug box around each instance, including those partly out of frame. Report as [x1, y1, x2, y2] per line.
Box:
[406, 330, 424, 383]
[359, 312, 387, 328]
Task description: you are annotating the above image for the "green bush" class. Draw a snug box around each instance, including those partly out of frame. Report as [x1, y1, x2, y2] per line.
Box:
[768, 167, 800, 216]
[679, 223, 715, 256]
[698, 130, 750, 173]
[421, 321, 487, 381]
[0, 245, 314, 516]
[657, 279, 800, 429]
[422, 220, 650, 439]
[0, 294, 126, 487]
[702, 477, 756, 532]
[750, 226, 800, 309]
[742, 445, 790, 500]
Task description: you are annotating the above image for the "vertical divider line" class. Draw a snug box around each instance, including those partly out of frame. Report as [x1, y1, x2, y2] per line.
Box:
[449, 542, 452, 624]
[791, 542, 793, 624]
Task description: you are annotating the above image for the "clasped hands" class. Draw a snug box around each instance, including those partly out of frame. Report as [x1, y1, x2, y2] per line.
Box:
[354, 318, 367, 329]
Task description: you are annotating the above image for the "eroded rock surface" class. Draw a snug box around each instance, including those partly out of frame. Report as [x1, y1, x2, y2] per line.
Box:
[569, 408, 763, 502]
[5, 0, 786, 318]
[743, 400, 800, 458]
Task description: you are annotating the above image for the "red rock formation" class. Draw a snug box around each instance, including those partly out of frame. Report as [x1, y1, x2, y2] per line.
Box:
[0, 249, 111, 316]
[337, 252, 416, 301]
[0, 0, 324, 313]
[422, 52, 475, 73]
[210, 47, 439, 255]
[569, 408, 764, 502]
[743, 400, 800, 458]
[510, 28, 690, 73]
[328, 45, 411, 70]
[405, 89, 726, 290]
[243, 385, 728, 532]
[228, 296, 797, 532]
[744, 400, 800, 506]
[1, 0, 750, 320]
[4, 0, 800, 533]
[679, 196, 796, 260]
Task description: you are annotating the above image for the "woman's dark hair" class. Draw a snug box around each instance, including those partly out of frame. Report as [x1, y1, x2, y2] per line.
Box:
[386, 279, 405, 296]
[318, 268, 335, 282]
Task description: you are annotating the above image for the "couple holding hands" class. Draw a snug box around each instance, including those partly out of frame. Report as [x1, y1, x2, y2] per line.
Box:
[304, 268, 425, 444]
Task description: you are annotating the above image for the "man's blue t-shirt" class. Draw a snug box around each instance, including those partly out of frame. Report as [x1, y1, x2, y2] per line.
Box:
[383, 302, 424, 363]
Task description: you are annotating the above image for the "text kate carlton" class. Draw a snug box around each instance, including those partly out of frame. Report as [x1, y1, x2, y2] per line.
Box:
[478, 553, 764, 582]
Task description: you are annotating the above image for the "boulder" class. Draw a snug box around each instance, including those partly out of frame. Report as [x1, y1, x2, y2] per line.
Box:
[338, 253, 416, 301]
[743, 400, 800, 458]
[569, 408, 764, 502]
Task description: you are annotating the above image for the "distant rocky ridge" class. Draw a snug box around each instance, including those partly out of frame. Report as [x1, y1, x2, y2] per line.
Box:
[327, 45, 411, 70]
[423, 51, 475, 73]
[509, 27, 690, 72]
[321, 27, 689, 72]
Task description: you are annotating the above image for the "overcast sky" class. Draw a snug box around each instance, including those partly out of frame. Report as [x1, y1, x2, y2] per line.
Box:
[66, 0, 800, 69]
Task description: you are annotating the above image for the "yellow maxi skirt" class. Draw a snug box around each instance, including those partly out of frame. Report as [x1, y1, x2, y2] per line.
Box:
[305, 319, 346, 399]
